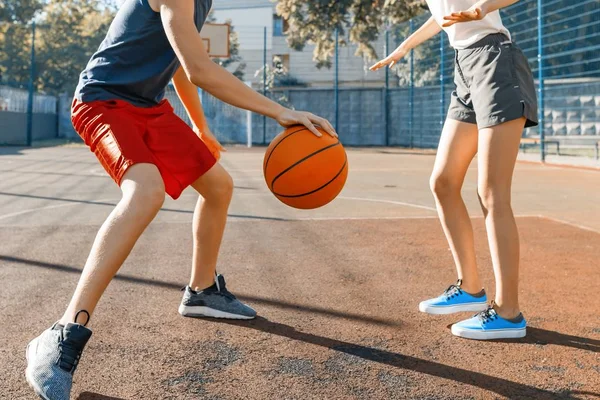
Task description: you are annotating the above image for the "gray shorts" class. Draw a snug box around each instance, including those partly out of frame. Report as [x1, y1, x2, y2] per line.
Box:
[448, 33, 538, 129]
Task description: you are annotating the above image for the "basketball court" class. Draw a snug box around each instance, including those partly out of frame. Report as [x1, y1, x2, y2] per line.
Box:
[0, 145, 598, 399]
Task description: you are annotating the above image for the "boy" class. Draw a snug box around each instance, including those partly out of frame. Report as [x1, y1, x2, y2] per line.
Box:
[25, 0, 336, 398]
[372, 0, 536, 340]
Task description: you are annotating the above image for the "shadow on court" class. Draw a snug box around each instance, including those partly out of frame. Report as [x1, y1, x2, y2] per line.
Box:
[77, 392, 127, 400]
[0, 254, 399, 327]
[0, 191, 287, 220]
[219, 317, 590, 400]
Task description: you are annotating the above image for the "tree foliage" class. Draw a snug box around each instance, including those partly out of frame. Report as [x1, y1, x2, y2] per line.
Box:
[0, 0, 115, 94]
[276, 0, 426, 68]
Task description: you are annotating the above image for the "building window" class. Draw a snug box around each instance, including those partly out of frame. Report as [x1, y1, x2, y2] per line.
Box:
[273, 15, 287, 37]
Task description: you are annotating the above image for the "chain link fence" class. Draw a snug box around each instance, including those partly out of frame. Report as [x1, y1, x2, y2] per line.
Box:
[1, 0, 599, 162]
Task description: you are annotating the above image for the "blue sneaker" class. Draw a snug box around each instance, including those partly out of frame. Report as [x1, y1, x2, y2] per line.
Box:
[451, 304, 527, 340]
[419, 280, 488, 315]
[179, 274, 256, 320]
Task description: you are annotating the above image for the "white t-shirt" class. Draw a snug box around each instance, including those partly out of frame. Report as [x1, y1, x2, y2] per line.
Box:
[425, 0, 511, 49]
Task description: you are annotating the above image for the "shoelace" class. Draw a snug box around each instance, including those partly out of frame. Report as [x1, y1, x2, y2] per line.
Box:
[476, 305, 498, 324]
[57, 309, 89, 373]
[443, 279, 463, 299]
[57, 339, 83, 373]
[214, 278, 237, 300]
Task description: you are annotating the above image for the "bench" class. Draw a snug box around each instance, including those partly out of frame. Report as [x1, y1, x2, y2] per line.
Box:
[521, 138, 600, 159]
[520, 137, 561, 155]
[556, 142, 600, 160]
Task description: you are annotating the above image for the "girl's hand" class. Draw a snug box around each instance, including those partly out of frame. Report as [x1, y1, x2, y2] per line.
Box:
[369, 45, 409, 71]
[442, 6, 486, 27]
[194, 125, 226, 160]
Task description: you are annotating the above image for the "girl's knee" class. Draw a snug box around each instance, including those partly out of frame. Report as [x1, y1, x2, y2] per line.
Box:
[430, 173, 462, 200]
[477, 183, 511, 213]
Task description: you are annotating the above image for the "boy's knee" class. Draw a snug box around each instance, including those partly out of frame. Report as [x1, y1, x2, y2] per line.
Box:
[207, 170, 234, 203]
[125, 179, 165, 211]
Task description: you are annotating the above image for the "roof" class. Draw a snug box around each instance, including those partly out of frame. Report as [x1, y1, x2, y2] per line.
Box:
[212, 0, 275, 10]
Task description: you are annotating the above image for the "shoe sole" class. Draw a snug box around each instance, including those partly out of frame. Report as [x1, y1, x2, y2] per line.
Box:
[419, 302, 488, 315]
[25, 343, 51, 400]
[178, 304, 256, 320]
[451, 325, 527, 340]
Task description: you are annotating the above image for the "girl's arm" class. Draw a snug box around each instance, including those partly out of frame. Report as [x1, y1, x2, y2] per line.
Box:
[172, 66, 224, 160]
[370, 17, 441, 71]
[442, 0, 519, 27]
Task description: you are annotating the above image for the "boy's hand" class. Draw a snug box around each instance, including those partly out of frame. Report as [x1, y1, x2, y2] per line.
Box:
[369, 45, 409, 71]
[194, 125, 226, 160]
[275, 108, 338, 138]
[442, 6, 486, 27]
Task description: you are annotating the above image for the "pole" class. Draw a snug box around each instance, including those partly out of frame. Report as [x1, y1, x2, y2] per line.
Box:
[409, 19, 415, 148]
[263, 26, 267, 145]
[334, 28, 339, 132]
[537, 0, 545, 162]
[384, 29, 390, 146]
[439, 33, 445, 145]
[26, 21, 36, 147]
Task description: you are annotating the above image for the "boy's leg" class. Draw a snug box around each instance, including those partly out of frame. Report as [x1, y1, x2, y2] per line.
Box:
[188, 163, 233, 290]
[60, 163, 165, 325]
[26, 163, 165, 400]
[429, 119, 481, 293]
[477, 117, 525, 319]
[178, 162, 256, 320]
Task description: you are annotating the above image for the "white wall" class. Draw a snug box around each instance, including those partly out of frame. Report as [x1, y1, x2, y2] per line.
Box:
[211, 7, 273, 50]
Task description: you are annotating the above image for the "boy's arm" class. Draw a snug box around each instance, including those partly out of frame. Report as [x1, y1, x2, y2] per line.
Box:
[442, 0, 519, 27]
[157, 0, 336, 138]
[370, 17, 441, 71]
[172, 66, 224, 160]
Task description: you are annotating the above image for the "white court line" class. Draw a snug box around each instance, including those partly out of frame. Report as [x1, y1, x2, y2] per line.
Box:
[536, 215, 600, 235]
[0, 198, 117, 221]
[337, 196, 437, 212]
[0, 193, 435, 221]
[181, 192, 438, 212]
[1, 193, 598, 235]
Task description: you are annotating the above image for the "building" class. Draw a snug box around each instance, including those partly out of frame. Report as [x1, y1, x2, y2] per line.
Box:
[211, 0, 387, 88]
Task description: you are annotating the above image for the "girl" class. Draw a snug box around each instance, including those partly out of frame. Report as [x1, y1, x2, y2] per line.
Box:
[371, 0, 537, 340]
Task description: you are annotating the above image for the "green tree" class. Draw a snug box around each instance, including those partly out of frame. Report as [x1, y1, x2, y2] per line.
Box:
[35, 0, 114, 94]
[0, 0, 43, 87]
[0, 0, 42, 23]
[275, 0, 426, 68]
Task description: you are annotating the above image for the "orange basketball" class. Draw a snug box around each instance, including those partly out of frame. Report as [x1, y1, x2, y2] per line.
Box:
[263, 126, 348, 209]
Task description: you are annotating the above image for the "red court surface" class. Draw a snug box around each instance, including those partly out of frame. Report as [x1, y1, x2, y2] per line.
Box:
[1, 146, 598, 399]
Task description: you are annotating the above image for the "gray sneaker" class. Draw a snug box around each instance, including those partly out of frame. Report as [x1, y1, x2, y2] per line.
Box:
[26, 321, 92, 400]
[179, 274, 257, 320]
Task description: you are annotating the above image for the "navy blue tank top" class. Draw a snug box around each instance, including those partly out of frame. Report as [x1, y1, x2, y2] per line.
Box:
[75, 0, 212, 107]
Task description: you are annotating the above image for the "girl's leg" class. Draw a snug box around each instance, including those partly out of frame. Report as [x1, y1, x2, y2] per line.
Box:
[60, 164, 165, 325]
[430, 119, 481, 293]
[477, 117, 526, 319]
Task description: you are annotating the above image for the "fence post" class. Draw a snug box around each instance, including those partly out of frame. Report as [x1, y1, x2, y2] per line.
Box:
[334, 28, 339, 132]
[439, 33, 445, 142]
[262, 26, 267, 145]
[409, 19, 415, 148]
[26, 21, 36, 147]
[537, 0, 545, 162]
[384, 29, 390, 146]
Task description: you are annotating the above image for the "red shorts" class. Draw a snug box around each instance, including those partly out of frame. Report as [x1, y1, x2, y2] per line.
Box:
[71, 99, 216, 199]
